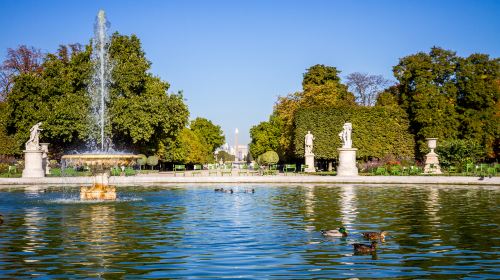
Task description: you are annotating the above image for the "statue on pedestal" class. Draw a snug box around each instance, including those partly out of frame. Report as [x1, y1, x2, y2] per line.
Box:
[305, 131, 315, 155]
[338, 122, 352, 148]
[25, 122, 43, 151]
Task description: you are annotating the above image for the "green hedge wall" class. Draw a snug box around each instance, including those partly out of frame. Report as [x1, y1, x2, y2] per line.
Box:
[294, 107, 415, 160]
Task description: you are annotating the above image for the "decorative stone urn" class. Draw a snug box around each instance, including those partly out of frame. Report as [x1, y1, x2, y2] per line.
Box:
[424, 138, 442, 174]
[337, 123, 358, 176]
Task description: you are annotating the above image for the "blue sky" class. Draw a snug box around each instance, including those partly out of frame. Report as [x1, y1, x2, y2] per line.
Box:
[1, 0, 499, 145]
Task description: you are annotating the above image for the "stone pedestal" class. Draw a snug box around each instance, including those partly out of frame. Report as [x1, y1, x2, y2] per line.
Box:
[304, 153, 315, 172]
[22, 150, 45, 178]
[424, 138, 442, 174]
[337, 148, 358, 176]
[424, 152, 442, 174]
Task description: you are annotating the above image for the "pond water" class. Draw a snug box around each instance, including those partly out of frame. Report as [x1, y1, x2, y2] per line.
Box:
[0, 185, 499, 279]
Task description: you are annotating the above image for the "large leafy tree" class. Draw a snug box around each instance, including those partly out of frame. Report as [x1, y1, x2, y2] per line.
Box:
[455, 54, 500, 158]
[108, 33, 189, 154]
[271, 64, 355, 160]
[249, 114, 282, 159]
[190, 117, 225, 153]
[3, 34, 189, 157]
[160, 128, 212, 164]
[393, 47, 460, 156]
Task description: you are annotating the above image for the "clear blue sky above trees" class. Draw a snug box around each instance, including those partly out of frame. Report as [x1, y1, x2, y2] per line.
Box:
[1, 0, 499, 145]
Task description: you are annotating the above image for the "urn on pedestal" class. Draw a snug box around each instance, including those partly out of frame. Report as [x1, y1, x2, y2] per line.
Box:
[424, 138, 442, 174]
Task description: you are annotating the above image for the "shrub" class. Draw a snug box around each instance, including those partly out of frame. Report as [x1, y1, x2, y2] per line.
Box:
[137, 154, 147, 169]
[258, 150, 279, 166]
[147, 155, 159, 169]
[437, 139, 485, 167]
[294, 106, 415, 160]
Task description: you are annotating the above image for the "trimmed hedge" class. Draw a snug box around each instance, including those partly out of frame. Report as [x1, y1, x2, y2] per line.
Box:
[294, 107, 415, 160]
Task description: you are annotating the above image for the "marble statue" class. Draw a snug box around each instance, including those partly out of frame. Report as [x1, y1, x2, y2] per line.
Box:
[305, 131, 315, 155]
[25, 122, 43, 151]
[338, 122, 352, 148]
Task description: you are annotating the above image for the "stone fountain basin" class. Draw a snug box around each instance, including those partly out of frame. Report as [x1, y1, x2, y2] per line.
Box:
[61, 154, 141, 167]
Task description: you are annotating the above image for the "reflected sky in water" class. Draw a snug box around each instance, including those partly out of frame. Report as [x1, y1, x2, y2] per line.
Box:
[0, 185, 499, 279]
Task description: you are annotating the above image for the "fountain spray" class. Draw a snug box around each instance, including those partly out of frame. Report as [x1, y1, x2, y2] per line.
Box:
[89, 9, 113, 151]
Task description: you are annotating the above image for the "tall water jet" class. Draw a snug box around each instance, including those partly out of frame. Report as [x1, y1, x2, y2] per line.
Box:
[61, 10, 140, 201]
[89, 9, 113, 150]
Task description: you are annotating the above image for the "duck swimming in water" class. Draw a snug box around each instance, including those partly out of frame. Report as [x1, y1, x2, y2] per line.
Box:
[362, 231, 388, 240]
[321, 227, 348, 237]
[353, 241, 377, 253]
[0, 214, 3, 225]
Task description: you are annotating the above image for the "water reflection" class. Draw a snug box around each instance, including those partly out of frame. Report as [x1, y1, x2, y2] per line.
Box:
[0, 185, 498, 279]
[339, 185, 357, 231]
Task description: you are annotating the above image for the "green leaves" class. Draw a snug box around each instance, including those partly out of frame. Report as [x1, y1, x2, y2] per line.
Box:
[190, 117, 225, 153]
[294, 107, 415, 160]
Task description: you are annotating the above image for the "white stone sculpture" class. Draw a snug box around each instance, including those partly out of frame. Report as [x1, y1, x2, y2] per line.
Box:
[304, 131, 315, 172]
[305, 131, 315, 155]
[337, 122, 358, 176]
[23, 122, 45, 178]
[25, 122, 43, 151]
[338, 122, 352, 149]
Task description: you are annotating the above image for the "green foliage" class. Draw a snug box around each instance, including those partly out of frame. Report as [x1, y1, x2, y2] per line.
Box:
[455, 54, 500, 158]
[0, 102, 18, 154]
[216, 150, 235, 163]
[249, 114, 282, 159]
[392, 47, 459, 156]
[190, 117, 225, 153]
[257, 150, 279, 166]
[294, 107, 415, 160]
[270, 64, 355, 160]
[302, 64, 341, 88]
[437, 139, 485, 167]
[6, 46, 93, 155]
[137, 154, 147, 167]
[108, 34, 189, 153]
[146, 155, 159, 168]
[161, 128, 212, 164]
[2, 34, 189, 157]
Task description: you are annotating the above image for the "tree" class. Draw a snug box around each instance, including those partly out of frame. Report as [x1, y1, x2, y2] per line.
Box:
[161, 128, 212, 164]
[437, 139, 485, 167]
[146, 155, 159, 169]
[0, 45, 43, 101]
[257, 150, 279, 166]
[190, 117, 225, 153]
[455, 54, 500, 158]
[249, 114, 282, 160]
[3, 34, 189, 157]
[216, 150, 235, 163]
[0, 102, 18, 155]
[346, 72, 392, 106]
[393, 47, 460, 156]
[108, 34, 189, 154]
[269, 64, 356, 160]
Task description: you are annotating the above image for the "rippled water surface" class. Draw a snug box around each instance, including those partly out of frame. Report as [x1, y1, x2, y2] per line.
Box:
[0, 185, 499, 279]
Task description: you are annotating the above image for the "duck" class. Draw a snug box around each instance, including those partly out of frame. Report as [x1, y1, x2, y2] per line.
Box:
[353, 241, 377, 253]
[0, 214, 3, 225]
[362, 231, 388, 240]
[321, 227, 348, 237]
[214, 187, 224, 192]
[244, 188, 255, 194]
